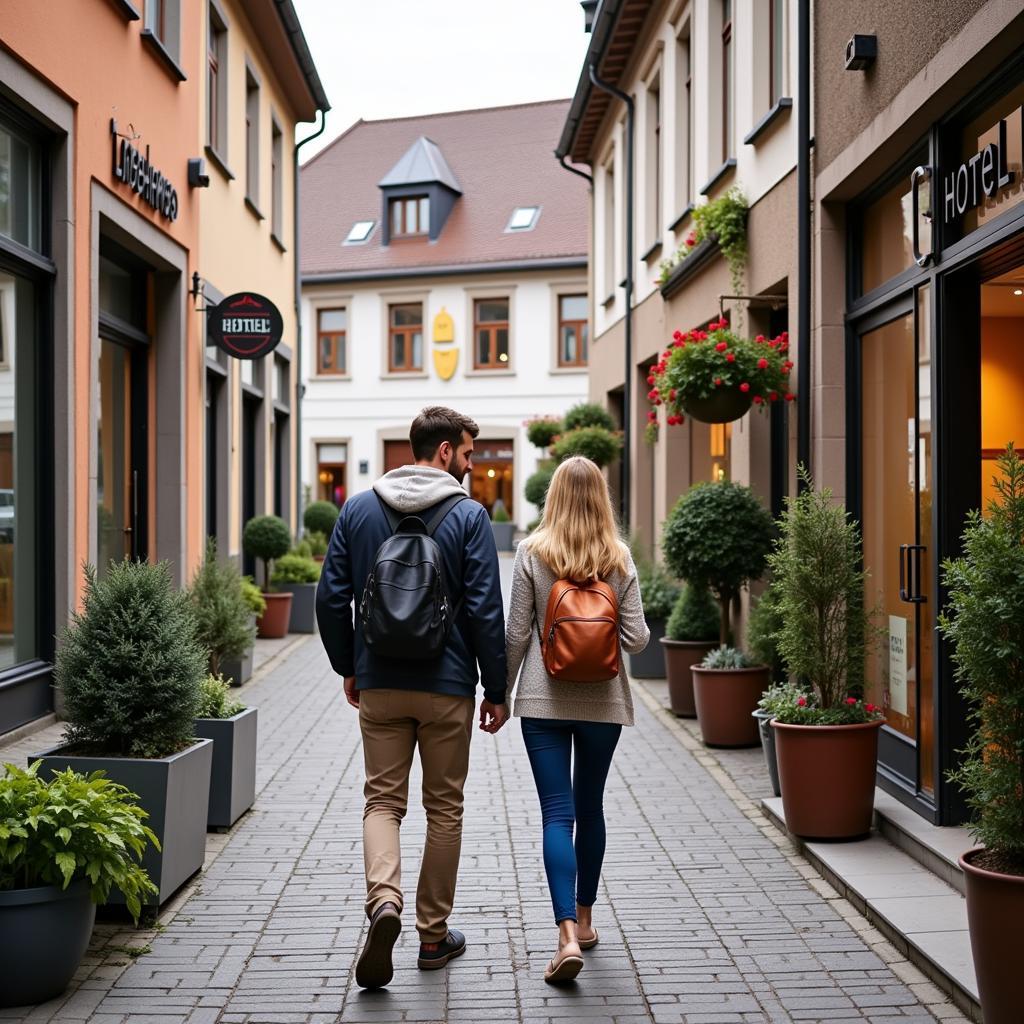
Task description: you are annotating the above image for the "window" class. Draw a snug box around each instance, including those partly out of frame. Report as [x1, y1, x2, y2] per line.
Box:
[345, 220, 376, 244]
[602, 162, 615, 298]
[675, 30, 692, 214]
[506, 206, 540, 232]
[206, 4, 228, 154]
[317, 308, 347, 375]
[474, 298, 510, 369]
[646, 76, 661, 248]
[144, 0, 181, 67]
[769, 0, 785, 106]
[388, 303, 424, 372]
[245, 68, 260, 210]
[722, 0, 734, 160]
[271, 119, 283, 241]
[558, 295, 588, 368]
[390, 195, 429, 237]
[317, 444, 348, 507]
[0, 121, 41, 251]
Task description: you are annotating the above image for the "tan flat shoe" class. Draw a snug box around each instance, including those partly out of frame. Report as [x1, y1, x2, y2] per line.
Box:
[577, 927, 599, 950]
[544, 949, 584, 984]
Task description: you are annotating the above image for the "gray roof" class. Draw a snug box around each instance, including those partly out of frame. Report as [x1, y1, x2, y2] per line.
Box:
[377, 136, 462, 193]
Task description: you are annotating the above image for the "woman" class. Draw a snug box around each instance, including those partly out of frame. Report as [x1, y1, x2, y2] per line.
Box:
[506, 456, 649, 984]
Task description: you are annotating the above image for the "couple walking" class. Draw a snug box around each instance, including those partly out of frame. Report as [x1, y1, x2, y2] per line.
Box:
[315, 406, 649, 989]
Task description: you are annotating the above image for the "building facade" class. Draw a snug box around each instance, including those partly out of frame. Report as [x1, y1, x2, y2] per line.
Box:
[299, 102, 590, 530]
[558, 0, 798, 557]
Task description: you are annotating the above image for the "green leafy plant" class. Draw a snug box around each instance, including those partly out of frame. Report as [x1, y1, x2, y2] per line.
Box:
[525, 466, 555, 510]
[746, 583, 785, 676]
[551, 426, 623, 468]
[756, 680, 805, 716]
[938, 444, 1024, 874]
[306, 530, 329, 557]
[57, 559, 206, 759]
[491, 504, 511, 523]
[662, 481, 774, 645]
[189, 538, 256, 676]
[269, 553, 321, 586]
[637, 564, 681, 622]
[564, 402, 615, 432]
[0, 762, 159, 920]
[242, 515, 292, 589]
[240, 576, 266, 617]
[700, 646, 752, 670]
[665, 583, 720, 643]
[773, 692, 883, 726]
[292, 538, 313, 559]
[766, 470, 878, 716]
[195, 673, 245, 720]
[303, 500, 340, 539]
[525, 416, 563, 450]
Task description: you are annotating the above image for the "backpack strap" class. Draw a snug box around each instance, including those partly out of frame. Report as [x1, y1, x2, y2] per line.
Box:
[423, 493, 469, 536]
[375, 493, 404, 534]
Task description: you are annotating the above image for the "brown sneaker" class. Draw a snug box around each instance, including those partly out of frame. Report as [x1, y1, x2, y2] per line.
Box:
[355, 902, 401, 989]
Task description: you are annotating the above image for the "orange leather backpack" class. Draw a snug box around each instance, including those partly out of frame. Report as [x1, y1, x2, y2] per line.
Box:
[540, 578, 620, 682]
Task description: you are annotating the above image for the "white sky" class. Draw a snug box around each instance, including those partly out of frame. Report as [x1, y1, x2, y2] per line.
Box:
[292, 0, 593, 160]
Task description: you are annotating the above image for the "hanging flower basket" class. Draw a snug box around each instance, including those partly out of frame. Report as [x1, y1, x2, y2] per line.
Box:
[645, 318, 795, 437]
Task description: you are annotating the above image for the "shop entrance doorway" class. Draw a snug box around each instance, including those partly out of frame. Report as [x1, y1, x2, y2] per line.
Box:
[469, 439, 514, 518]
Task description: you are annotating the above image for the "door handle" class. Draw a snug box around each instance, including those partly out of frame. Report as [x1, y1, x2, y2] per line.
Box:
[899, 544, 927, 603]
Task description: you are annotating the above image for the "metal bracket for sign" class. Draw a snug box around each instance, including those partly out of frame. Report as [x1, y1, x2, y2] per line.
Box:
[718, 293, 789, 318]
[189, 272, 214, 312]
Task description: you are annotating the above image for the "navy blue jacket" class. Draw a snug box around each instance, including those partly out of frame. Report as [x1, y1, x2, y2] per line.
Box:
[315, 488, 508, 705]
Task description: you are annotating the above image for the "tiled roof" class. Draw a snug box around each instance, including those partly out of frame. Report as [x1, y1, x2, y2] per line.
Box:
[379, 137, 462, 194]
[300, 100, 589, 280]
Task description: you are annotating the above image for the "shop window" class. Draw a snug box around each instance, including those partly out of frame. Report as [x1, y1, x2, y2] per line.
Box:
[0, 121, 41, 252]
[474, 298, 510, 369]
[558, 294, 588, 368]
[469, 440, 514, 518]
[317, 444, 348, 508]
[317, 308, 346, 375]
[388, 303, 423, 372]
[390, 196, 429, 237]
[710, 422, 732, 482]
[206, 3, 228, 155]
[860, 176, 916, 296]
[245, 68, 260, 211]
[271, 119, 283, 243]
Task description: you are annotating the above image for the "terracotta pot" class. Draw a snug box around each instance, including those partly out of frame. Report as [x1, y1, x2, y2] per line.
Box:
[772, 719, 882, 839]
[257, 592, 293, 639]
[691, 666, 768, 747]
[313, 555, 326, 564]
[660, 639, 717, 717]
[682, 389, 753, 424]
[960, 847, 1024, 1024]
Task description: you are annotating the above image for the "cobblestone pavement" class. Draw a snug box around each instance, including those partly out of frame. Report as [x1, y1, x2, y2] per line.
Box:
[2, 578, 969, 1024]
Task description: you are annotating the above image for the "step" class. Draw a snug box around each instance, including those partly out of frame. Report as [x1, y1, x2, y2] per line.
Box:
[762, 795, 980, 1022]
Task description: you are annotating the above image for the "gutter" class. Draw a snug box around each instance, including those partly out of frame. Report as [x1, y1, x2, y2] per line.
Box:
[272, 0, 331, 114]
[302, 256, 588, 286]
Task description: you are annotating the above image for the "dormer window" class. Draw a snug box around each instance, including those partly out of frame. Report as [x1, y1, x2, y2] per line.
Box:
[506, 206, 540, 232]
[391, 195, 430, 237]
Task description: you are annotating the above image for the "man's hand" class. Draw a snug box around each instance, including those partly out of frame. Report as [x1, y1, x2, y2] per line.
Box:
[479, 700, 508, 734]
[343, 676, 359, 709]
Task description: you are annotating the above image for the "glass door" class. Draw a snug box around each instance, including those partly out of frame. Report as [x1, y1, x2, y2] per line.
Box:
[858, 287, 936, 797]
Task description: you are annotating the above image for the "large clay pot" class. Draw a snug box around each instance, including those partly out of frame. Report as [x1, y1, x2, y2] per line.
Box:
[772, 720, 882, 839]
[660, 639, 716, 717]
[257, 592, 293, 639]
[691, 666, 768, 747]
[960, 847, 1024, 1024]
[683, 389, 753, 424]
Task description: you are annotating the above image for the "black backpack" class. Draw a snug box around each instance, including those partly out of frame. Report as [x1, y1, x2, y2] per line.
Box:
[358, 493, 468, 660]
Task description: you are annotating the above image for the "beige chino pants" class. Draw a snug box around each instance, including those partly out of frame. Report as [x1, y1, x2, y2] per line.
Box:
[358, 688, 474, 943]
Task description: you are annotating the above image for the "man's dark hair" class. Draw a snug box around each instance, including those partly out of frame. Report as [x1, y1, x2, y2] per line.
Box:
[410, 406, 480, 461]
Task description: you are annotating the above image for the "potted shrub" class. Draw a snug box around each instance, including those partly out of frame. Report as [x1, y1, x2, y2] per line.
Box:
[767, 477, 883, 840]
[306, 529, 329, 564]
[189, 538, 256, 679]
[0, 762, 158, 1007]
[193, 674, 258, 831]
[32, 559, 212, 906]
[937, 445, 1024, 1024]
[243, 515, 293, 639]
[691, 646, 768, 747]
[629, 563, 680, 678]
[752, 680, 803, 798]
[525, 465, 555, 514]
[270, 552, 321, 634]
[303, 500, 340, 542]
[660, 583, 719, 716]
[223, 577, 266, 687]
[550, 424, 622, 468]
[563, 401, 615, 432]
[490, 501, 514, 552]
[525, 415, 562, 452]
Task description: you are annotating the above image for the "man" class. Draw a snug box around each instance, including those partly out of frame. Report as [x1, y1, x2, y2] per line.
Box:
[316, 406, 508, 990]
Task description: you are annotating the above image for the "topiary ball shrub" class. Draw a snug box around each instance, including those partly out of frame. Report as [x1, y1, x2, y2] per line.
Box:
[662, 480, 774, 645]
[526, 416, 563, 450]
[303, 500, 339, 538]
[564, 401, 615, 432]
[57, 559, 207, 759]
[525, 466, 555, 510]
[551, 426, 622, 468]
[189, 538, 256, 676]
[666, 583, 721, 642]
[242, 515, 292, 588]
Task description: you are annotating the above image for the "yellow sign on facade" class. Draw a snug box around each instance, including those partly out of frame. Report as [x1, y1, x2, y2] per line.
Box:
[433, 307, 454, 343]
[433, 348, 459, 380]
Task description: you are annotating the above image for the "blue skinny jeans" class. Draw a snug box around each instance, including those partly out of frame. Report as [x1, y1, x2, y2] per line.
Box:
[520, 717, 622, 924]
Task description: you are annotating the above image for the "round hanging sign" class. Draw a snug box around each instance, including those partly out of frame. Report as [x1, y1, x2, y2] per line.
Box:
[208, 292, 284, 360]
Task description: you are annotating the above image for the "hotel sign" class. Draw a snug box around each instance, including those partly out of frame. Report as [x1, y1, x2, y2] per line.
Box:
[942, 117, 1015, 224]
[110, 119, 179, 222]
[207, 292, 284, 360]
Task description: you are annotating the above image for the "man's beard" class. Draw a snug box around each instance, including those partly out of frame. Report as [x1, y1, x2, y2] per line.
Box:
[448, 456, 468, 483]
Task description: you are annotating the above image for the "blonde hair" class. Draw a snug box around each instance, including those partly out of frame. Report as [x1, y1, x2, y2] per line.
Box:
[526, 456, 630, 580]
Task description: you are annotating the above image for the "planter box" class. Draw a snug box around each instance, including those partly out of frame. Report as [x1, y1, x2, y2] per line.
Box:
[221, 646, 253, 688]
[277, 582, 317, 633]
[29, 739, 213, 906]
[753, 709, 781, 797]
[490, 521, 514, 552]
[627, 618, 666, 678]
[194, 707, 258, 829]
[0, 880, 95, 1007]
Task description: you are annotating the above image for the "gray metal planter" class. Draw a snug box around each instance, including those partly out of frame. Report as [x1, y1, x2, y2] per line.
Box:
[30, 739, 213, 907]
[627, 618, 666, 678]
[0, 880, 95, 1007]
[490, 521, 515, 551]
[753, 709, 782, 797]
[278, 582, 317, 633]
[221, 647, 253, 688]
[194, 707, 258, 830]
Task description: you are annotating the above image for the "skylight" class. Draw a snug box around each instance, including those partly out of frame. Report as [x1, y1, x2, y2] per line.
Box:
[506, 206, 540, 232]
[344, 220, 376, 244]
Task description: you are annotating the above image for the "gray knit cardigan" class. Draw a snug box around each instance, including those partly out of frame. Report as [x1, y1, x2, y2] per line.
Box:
[506, 542, 650, 726]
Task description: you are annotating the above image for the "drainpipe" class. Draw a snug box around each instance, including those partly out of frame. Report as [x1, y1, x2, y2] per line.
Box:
[556, 153, 593, 186]
[796, 0, 811, 489]
[294, 109, 327, 535]
[588, 62, 634, 531]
